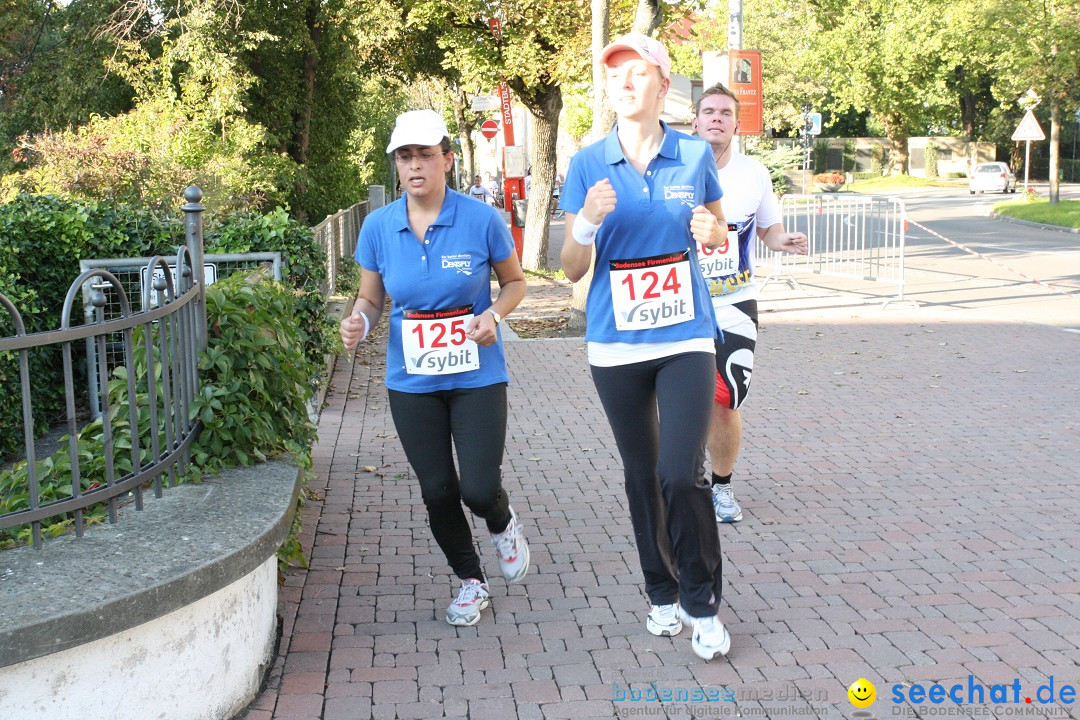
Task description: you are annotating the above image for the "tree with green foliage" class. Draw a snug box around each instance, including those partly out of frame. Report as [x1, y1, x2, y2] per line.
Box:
[986, 0, 1080, 205]
[0, 0, 136, 177]
[404, 0, 593, 271]
[812, 0, 957, 174]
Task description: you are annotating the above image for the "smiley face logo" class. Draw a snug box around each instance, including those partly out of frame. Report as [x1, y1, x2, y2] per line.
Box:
[848, 678, 876, 708]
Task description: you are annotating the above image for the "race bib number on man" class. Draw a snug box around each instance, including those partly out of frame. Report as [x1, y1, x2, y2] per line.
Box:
[608, 250, 695, 331]
[401, 306, 480, 375]
[697, 223, 740, 279]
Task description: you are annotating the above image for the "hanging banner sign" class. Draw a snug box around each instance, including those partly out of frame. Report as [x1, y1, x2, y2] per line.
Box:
[728, 49, 763, 136]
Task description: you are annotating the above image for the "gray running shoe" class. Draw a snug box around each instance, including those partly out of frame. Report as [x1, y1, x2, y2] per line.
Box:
[711, 484, 743, 523]
[446, 579, 490, 626]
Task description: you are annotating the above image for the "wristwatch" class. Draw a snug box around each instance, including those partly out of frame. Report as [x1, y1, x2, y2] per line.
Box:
[486, 308, 502, 324]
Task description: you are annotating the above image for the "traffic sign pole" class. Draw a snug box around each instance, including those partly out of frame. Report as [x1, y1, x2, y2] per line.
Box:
[489, 18, 525, 260]
[1011, 109, 1045, 195]
[1024, 140, 1031, 194]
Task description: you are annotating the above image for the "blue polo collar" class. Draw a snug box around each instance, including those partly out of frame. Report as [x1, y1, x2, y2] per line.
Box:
[603, 120, 679, 165]
[389, 186, 459, 232]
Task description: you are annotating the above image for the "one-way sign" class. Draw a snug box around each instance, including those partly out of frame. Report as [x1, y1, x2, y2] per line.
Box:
[1011, 110, 1045, 141]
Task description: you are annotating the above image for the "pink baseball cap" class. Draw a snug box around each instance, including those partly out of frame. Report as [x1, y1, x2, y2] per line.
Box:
[600, 33, 671, 80]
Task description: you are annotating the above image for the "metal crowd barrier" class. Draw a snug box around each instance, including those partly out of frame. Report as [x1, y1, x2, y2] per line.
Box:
[757, 194, 915, 308]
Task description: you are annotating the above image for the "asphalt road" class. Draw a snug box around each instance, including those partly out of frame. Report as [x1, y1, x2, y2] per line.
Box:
[889, 185, 1079, 328]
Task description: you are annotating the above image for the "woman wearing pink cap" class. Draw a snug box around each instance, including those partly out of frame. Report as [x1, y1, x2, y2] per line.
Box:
[560, 33, 731, 660]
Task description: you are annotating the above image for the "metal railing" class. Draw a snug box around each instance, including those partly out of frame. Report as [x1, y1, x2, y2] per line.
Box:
[757, 194, 916, 308]
[0, 188, 208, 548]
[313, 200, 369, 297]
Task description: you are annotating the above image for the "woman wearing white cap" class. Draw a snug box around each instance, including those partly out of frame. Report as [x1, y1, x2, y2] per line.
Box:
[340, 109, 529, 627]
[560, 33, 732, 660]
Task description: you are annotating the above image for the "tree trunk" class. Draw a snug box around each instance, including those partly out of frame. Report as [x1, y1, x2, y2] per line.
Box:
[570, 0, 613, 329]
[292, 1, 321, 199]
[882, 113, 908, 175]
[520, 84, 562, 271]
[1049, 98, 1060, 206]
[955, 65, 976, 142]
[450, 88, 476, 191]
[590, 0, 615, 138]
[633, 0, 662, 35]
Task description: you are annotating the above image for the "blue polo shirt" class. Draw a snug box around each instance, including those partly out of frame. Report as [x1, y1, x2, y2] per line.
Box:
[356, 188, 515, 392]
[560, 122, 722, 343]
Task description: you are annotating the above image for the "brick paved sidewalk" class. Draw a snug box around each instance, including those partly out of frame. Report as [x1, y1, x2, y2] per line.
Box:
[242, 311, 1080, 720]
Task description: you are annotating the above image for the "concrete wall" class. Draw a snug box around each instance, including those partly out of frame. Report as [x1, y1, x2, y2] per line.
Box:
[0, 461, 302, 720]
[0, 558, 277, 720]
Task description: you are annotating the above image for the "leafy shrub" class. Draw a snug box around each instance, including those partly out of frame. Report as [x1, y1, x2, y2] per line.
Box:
[870, 145, 885, 176]
[207, 208, 337, 374]
[0, 271, 317, 548]
[0, 195, 182, 459]
[3, 96, 297, 216]
[745, 140, 803, 196]
[813, 141, 829, 174]
[842, 141, 857, 173]
[0, 195, 336, 461]
[191, 271, 318, 475]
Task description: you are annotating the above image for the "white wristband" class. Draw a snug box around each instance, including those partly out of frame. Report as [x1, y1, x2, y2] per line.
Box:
[572, 213, 601, 245]
[357, 310, 370, 342]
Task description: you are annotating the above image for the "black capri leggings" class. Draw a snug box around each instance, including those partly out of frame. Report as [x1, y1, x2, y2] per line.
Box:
[388, 383, 512, 582]
[590, 351, 723, 618]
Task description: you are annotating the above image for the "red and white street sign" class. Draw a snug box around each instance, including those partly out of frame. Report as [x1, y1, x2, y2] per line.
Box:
[480, 120, 499, 140]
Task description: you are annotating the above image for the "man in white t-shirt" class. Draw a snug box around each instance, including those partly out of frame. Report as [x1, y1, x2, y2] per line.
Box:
[692, 83, 808, 524]
[468, 174, 495, 204]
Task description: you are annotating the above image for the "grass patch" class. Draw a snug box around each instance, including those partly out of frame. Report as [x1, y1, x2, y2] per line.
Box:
[993, 199, 1080, 229]
[845, 175, 958, 193]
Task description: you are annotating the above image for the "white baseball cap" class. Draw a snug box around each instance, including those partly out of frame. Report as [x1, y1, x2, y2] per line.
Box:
[386, 110, 450, 154]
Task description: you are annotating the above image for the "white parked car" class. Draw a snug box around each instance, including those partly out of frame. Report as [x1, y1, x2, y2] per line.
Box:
[969, 162, 1016, 194]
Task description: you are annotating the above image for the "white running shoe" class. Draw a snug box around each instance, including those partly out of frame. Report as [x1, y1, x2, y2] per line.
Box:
[446, 578, 491, 626]
[679, 609, 731, 660]
[491, 506, 530, 582]
[646, 602, 683, 636]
